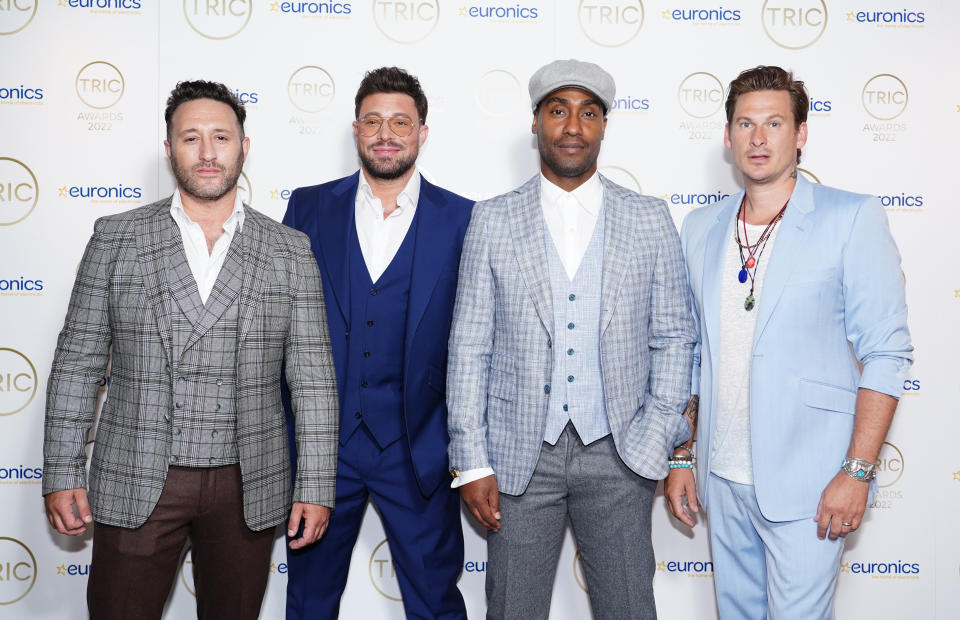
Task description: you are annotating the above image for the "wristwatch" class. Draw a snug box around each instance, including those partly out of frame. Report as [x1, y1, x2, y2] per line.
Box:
[840, 457, 878, 482]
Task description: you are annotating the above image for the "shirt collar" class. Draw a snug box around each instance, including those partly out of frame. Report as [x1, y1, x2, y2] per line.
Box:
[357, 167, 421, 216]
[539, 171, 602, 217]
[170, 189, 245, 233]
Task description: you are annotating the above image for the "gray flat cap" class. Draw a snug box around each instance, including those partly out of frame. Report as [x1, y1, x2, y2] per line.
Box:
[528, 59, 616, 112]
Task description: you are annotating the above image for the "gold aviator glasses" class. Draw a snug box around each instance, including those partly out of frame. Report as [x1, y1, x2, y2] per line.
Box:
[357, 115, 419, 137]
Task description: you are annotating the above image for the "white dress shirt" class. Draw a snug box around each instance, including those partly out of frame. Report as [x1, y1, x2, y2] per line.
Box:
[354, 168, 421, 282]
[539, 171, 603, 279]
[169, 189, 245, 305]
[451, 171, 604, 489]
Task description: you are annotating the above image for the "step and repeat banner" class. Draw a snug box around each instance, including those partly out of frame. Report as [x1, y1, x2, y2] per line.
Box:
[1, 1, 958, 618]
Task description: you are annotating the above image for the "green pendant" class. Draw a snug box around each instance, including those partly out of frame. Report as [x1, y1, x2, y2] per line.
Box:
[744, 295, 756, 311]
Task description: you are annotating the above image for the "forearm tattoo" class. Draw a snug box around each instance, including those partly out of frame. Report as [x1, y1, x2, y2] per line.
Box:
[683, 395, 699, 433]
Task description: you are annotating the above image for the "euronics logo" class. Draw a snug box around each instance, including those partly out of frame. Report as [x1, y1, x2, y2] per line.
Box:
[662, 190, 730, 207]
[656, 559, 714, 576]
[840, 560, 920, 578]
[56, 562, 90, 576]
[0, 277, 43, 296]
[269, 1, 353, 17]
[611, 94, 650, 113]
[0, 465, 42, 484]
[846, 9, 925, 27]
[877, 192, 922, 212]
[458, 3, 540, 20]
[58, 0, 142, 11]
[58, 183, 143, 203]
[232, 88, 259, 104]
[0, 84, 43, 104]
[269, 189, 293, 201]
[661, 5, 740, 23]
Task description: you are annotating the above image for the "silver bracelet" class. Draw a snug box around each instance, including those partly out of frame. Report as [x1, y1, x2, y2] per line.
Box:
[840, 456, 878, 482]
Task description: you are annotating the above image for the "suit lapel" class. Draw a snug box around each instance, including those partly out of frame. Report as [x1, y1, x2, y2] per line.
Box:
[167, 232, 205, 327]
[237, 208, 270, 347]
[314, 173, 358, 328]
[702, 193, 741, 367]
[136, 198, 176, 362]
[510, 176, 553, 340]
[599, 178, 632, 336]
[753, 176, 815, 346]
[183, 229, 244, 353]
[405, 179, 453, 352]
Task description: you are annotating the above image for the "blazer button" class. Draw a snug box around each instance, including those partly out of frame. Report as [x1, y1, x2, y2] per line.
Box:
[369, 288, 378, 296]
[544, 384, 551, 394]
[212, 430, 218, 437]
[354, 411, 362, 419]
[215, 403, 222, 411]
[363, 351, 371, 358]
[216, 379, 223, 386]
[361, 381, 369, 388]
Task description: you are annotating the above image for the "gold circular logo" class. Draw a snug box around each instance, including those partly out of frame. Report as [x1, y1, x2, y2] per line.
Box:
[578, 0, 644, 47]
[797, 168, 821, 184]
[761, 0, 827, 50]
[599, 166, 641, 193]
[876, 441, 904, 488]
[75, 61, 125, 110]
[373, 0, 440, 44]
[183, 0, 252, 40]
[179, 544, 196, 597]
[0, 157, 39, 226]
[573, 550, 588, 592]
[0, 537, 37, 605]
[0, 0, 37, 36]
[287, 66, 336, 113]
[476, 69, 522, 117]
[861, 74, 908, 121]
[368, 539, 401, 601]
[0, 348, 38, 416]
[677, 72, 724, 119]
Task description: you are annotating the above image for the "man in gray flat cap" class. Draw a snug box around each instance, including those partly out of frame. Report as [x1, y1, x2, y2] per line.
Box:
[447, 59, 696, 618]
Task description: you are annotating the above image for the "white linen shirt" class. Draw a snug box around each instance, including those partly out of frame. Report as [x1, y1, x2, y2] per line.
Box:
[354, 168, 421, 283]
[169, 189, 245, 305]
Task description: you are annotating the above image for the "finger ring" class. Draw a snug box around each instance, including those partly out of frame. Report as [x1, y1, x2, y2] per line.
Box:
[842, 522, 852, 527]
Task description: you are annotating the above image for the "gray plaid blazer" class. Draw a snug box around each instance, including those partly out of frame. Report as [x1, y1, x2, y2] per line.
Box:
[43, 197, 338, 531]
[447, 175, 696, 495]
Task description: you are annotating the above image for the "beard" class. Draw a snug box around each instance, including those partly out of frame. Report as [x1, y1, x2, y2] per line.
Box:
[357, 141, 418, 181]
[170, 149, 244, 201]
[537, 133, 600, 179]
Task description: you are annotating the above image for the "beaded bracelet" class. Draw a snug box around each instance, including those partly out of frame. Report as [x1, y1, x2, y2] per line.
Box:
[668, 462, 694, 470]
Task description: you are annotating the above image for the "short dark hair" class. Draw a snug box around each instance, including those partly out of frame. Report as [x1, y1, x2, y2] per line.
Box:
[725, 66, 808, 163]
[354, 67, 428, 123]
[164, 80, 246, 141]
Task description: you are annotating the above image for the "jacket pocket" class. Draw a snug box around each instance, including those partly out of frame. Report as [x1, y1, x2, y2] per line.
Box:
[800, 379, 856, 415]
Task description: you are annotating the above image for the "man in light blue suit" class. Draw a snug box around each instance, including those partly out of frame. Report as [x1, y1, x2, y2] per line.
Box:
[282, 67, 471, 619]
[666, 66, 913, 619]
[448, 59, 696, 619]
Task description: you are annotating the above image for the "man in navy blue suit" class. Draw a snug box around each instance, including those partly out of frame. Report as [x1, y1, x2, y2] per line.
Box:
[282, 66, 472, 619]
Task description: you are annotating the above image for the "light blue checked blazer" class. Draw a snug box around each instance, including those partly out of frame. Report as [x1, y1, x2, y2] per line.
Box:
[447, 175, 696, 495]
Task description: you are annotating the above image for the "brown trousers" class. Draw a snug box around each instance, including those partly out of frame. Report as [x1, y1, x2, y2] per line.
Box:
[87, 465, 276, 620]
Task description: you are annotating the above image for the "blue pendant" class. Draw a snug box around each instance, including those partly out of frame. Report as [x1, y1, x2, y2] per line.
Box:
[738, 269, 748, 284]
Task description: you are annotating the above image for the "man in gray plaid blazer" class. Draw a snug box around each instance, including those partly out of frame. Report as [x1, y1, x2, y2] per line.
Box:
[447, 60, 696, 619]
[42, 81, 338, 620]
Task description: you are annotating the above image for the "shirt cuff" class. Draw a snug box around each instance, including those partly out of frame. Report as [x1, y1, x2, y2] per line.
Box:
[450, 467, 495, 489]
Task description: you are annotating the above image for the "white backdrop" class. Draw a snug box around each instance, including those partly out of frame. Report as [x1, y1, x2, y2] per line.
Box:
[1, 1, 957, 618]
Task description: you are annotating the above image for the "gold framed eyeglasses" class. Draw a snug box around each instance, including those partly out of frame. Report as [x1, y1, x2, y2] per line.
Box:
[357, 115, 419, 137]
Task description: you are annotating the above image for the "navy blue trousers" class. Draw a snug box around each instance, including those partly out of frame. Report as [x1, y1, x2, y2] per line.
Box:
[286, 426, 466, 619]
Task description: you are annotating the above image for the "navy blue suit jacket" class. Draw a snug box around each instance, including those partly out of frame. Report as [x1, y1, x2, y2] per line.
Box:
[283, 171, 473, 497]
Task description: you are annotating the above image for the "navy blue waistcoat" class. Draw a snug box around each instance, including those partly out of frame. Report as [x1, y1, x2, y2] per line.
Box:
[340, 210, 420, 447]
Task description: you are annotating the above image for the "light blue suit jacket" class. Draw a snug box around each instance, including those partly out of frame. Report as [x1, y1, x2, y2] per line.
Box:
[448, 175, 696, 496]
[680, 175, 912, 521]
